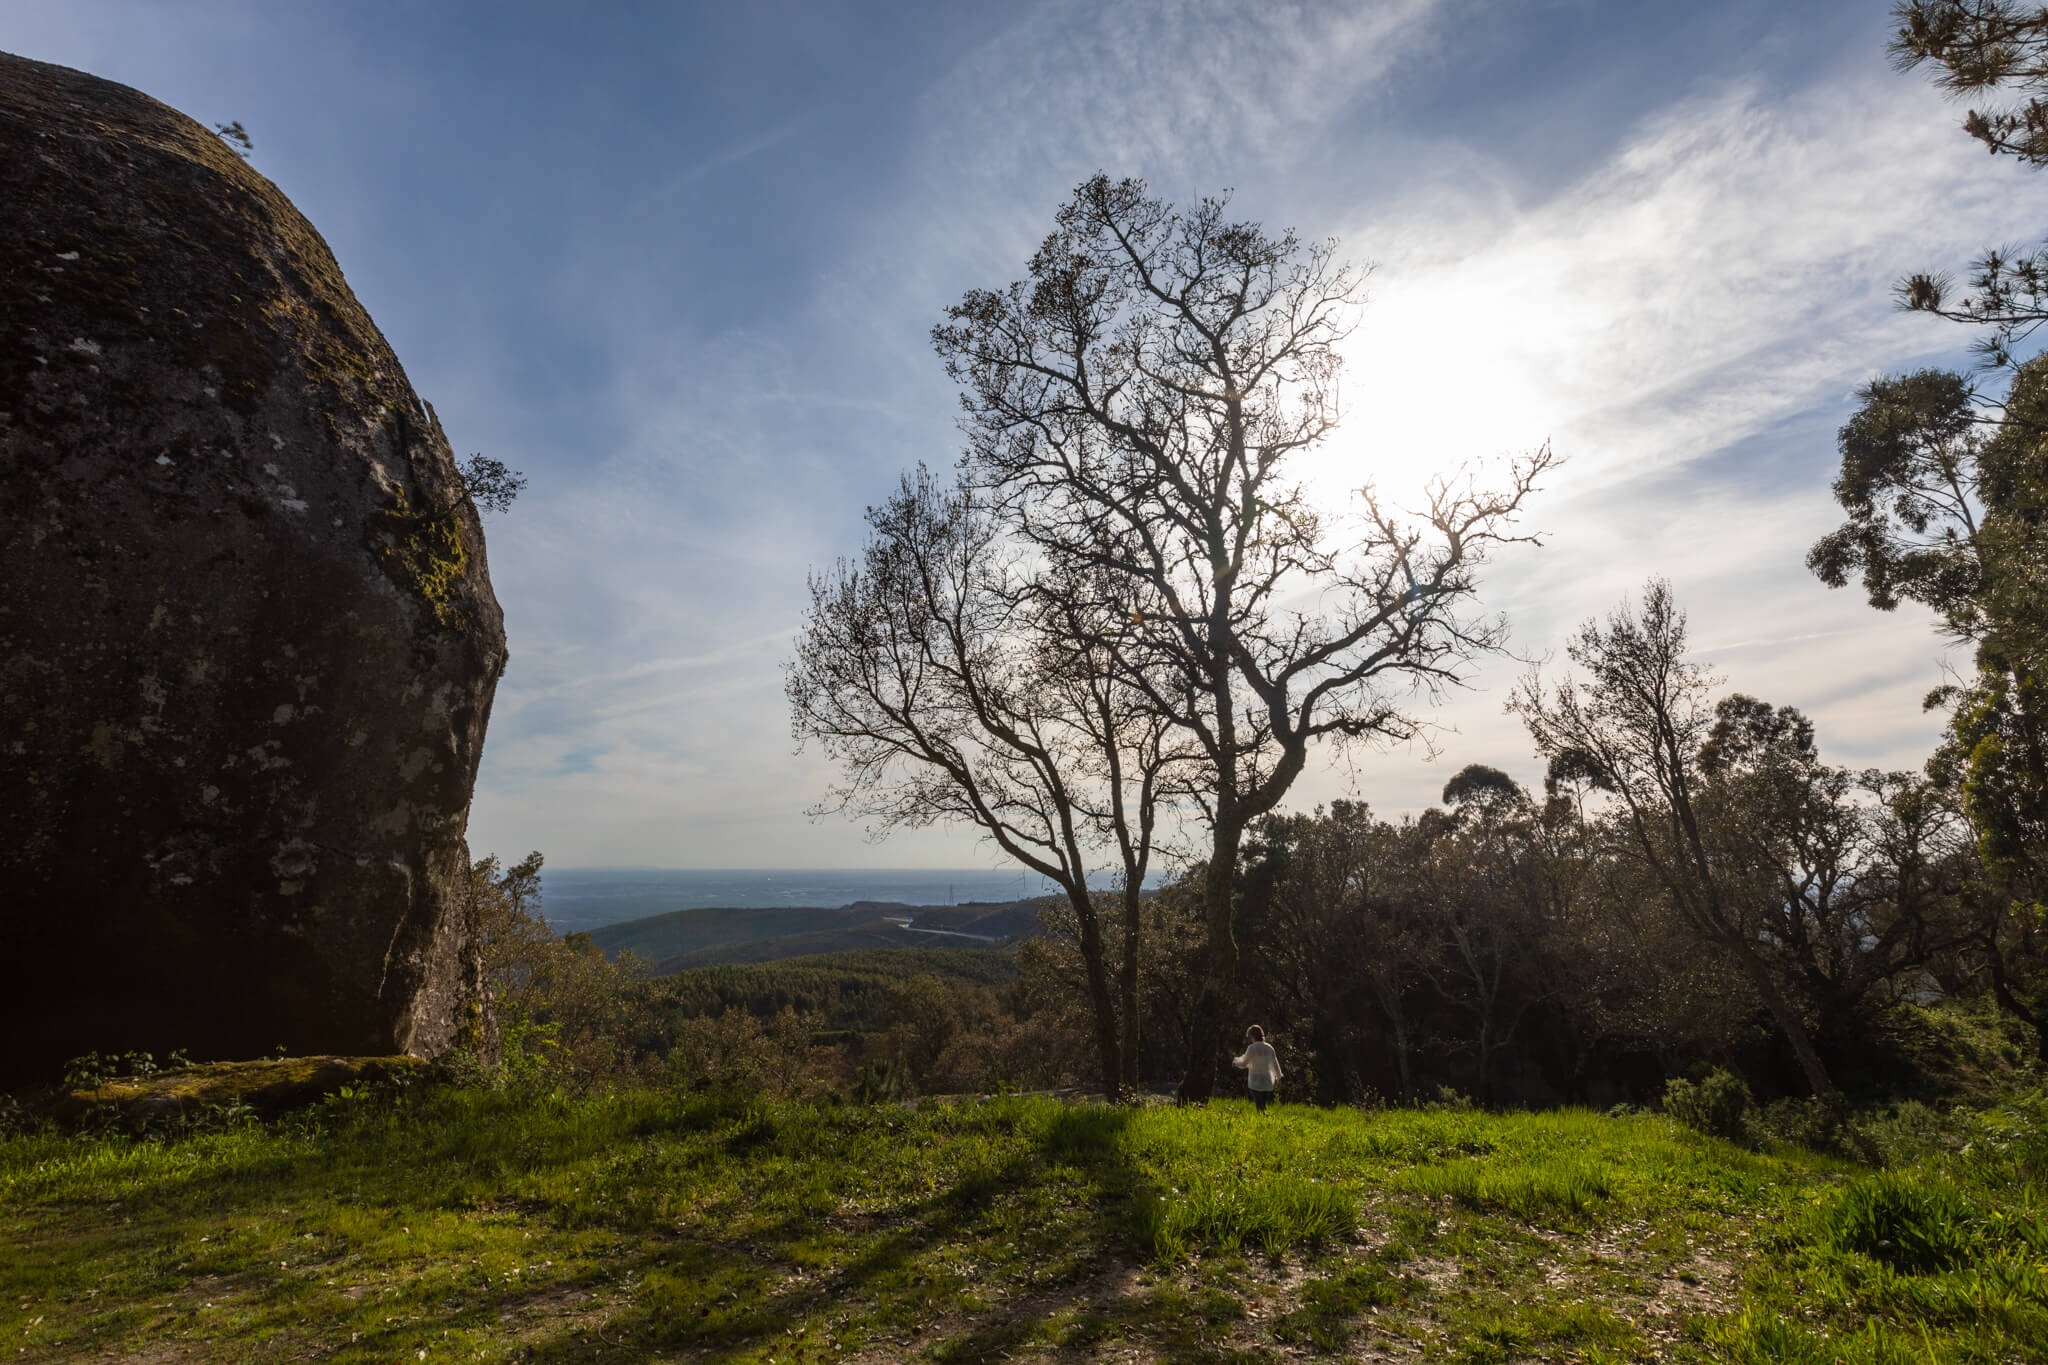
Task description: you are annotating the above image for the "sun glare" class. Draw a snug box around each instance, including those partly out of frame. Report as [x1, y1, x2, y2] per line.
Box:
[1307, 261, 1572, 519]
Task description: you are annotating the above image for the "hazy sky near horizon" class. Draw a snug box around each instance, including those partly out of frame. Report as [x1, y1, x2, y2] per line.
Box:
[12, 2, 2045, 870]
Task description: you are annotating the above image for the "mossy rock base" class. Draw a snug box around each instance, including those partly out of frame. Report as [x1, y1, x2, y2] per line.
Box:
[54, 1055, 427, 1126]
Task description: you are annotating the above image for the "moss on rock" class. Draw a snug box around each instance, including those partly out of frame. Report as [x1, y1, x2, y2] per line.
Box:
[57, 1055, 429, 1126]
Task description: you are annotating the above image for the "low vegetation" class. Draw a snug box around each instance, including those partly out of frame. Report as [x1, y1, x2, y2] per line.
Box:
[5, 1081, 2042, 1362]
[657, 949, 1020, 1033]
[452, 852, 1076, 1101]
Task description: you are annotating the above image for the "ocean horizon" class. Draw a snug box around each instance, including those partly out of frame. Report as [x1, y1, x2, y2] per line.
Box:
[535, 866, 1158, 935]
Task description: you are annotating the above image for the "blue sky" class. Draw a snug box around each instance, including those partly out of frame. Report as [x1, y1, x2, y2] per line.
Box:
[12, 1, 2044, 869]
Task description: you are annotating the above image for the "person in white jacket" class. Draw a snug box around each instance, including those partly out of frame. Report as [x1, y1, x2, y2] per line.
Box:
[1233, 1025, 1282, 1113]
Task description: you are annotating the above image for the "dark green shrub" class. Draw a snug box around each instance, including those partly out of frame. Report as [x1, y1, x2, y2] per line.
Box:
[1956, 1089, 2048, 1192]
[853, 1056, 909, 1104]
[1663, 1068, 1751, 1141]
[1859, 1100, 1952, 1167]
[1747, 1095, 1843, 1154]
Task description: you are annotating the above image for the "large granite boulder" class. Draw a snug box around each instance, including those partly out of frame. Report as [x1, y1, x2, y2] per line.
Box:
[0, 52, 507, 1087]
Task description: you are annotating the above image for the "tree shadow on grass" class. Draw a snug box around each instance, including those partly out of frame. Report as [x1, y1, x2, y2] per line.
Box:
[908, 1105, 1207, 1364]
[3, 1090, 762, 1360]
[515, 1152, 1042, 1362]
[11, 1094, 1205, 1363]
[505, 1101, 1167, 1364]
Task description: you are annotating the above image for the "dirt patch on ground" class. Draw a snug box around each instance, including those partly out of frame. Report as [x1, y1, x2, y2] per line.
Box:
[1402, 1255, 1465, 1293]
[1653, 1253, 1740, 1316]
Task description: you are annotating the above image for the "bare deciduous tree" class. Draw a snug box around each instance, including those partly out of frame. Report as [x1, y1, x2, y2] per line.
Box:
[934, 174, 1552, 1099]
[786, 468, 1180, 1095]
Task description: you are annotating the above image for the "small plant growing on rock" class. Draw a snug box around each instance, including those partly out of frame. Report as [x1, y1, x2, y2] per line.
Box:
[457, 453, 526, 515]
[60, 1049, 188, 1089]
[212, 120, 252, 156]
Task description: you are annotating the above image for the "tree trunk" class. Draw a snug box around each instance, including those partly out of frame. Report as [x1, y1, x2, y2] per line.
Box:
[1310, 1011, 1344, 1105]
[1177, 820, 1244, 1102]
[1722, 937, 1873, 1158]
[1118, 882, 1143, 1096]
[1391, 1017, 1413, 1105]
[1367, 968, 1413, 1103]
[1067, 886, 1125, 1099]
[1983, 919, 2048, 1063]
[1476, 1022, 1494, 1108]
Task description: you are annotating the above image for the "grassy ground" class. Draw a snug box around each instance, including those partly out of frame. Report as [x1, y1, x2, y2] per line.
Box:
[2, 1087, 2043, 1362]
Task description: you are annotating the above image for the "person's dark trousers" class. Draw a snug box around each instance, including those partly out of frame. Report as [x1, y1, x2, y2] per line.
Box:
[1252, 1089, 1271, 1113]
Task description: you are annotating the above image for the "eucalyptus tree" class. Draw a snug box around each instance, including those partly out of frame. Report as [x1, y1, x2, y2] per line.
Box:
[1235, 800, 1397, 1103]
[1421, 768, 1562, 1104]
[934, 175, 1552, 1099]
[1829, 4, 2048, 1055]
[1811, 358, 2048, 705]
[1810, 359, 2048, 1055]
[1806, 369, 1990, 640]
[1510, 582, 1852, 1106]
[1702, 697, 1967, 1057]
[785, 467, 1181, 1096]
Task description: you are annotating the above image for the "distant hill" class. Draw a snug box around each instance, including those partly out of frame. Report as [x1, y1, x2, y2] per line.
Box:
[587, 897, 1051, 973]
[587, 906, 859, 963]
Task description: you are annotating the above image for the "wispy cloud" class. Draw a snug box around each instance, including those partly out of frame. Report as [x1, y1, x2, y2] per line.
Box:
[22, 2, 2014, 864]
[649, 120, 807, 202]
[467, 0, 1465, 866]
[1333, 72, 2041, 496]
[1279, 66, 2036, 814]
[475, 8, 2036, 858]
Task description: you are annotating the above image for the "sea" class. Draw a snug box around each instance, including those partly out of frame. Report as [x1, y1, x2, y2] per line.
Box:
[535, 867, 1148, 935]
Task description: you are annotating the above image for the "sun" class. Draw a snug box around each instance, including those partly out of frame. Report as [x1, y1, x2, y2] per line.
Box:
[1289, 254, 1574, 523]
